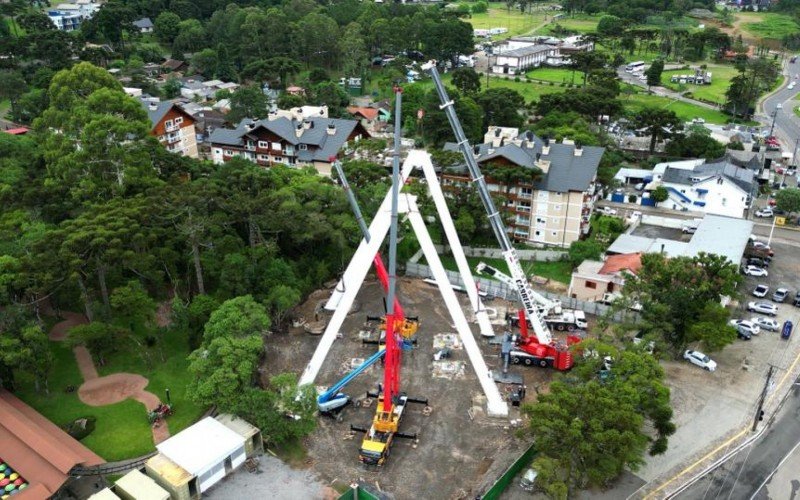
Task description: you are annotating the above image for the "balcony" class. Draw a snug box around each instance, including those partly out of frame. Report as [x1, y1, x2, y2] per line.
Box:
[165, 123, 180, 133]
[515, 216, 531, 226]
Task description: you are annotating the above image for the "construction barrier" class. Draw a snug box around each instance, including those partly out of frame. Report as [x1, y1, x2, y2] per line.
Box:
[337, 484, 381, 500]
[478, 444, 538, 500]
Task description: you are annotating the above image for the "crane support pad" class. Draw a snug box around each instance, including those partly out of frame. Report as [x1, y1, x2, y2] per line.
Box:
[396, 431, 418, 440]
[493, 372, 524, 385]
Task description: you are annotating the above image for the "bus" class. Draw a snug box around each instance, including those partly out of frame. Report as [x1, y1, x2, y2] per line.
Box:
[626, 61, 645, 72]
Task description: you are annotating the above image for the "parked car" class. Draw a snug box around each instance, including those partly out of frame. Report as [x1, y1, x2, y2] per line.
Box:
[684, 350, 717, 371]
[747, 257, 770, 268]
[773, 288, 790, 303]
[789, 82, 797, 90]
[597, 206, 617, 215]
[794, 291, 800, 307]
[730, 319, 760, 336]
[755, 207, 774, 218]
[753, 284, 770, 297]
[751, 316, 780, 331]
[744, 266, 769, 277]
[752, 241, 775, 256]
[748, 301, 778, 316]
[782, 320, 794, 340]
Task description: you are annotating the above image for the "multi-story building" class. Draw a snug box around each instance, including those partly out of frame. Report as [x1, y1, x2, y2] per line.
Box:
[207, 109, 369, 176]
[140, 98, 199, 158]
[443, 127, 604, 247]
[47, 0, 101, 31]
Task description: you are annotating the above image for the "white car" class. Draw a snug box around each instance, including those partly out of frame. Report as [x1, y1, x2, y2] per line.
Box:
[745, 266, 769, 277]
[753, 284, 769, 297]
[684, 350, 717, 371]
[748, 301, 778, 316]
[598, 206, 617, 215]
[729, 319, 760, 336]
[751, 316, 780, 331]
[790, 82, 796, 90]
[755, 207, 774, 218]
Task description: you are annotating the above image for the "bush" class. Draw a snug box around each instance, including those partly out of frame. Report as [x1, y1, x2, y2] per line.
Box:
[550, 81, 555, 86]
[63, 416, 97, 440]
[514, 76, 521, 82]
[628, 194, 637, 203]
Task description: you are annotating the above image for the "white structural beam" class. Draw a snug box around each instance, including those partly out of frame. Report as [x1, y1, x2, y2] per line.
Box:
[406, 195, 508, 417]
[299, 202, 393, 387]
[324, 157, 416, 312]
[416, 153, 495, 337]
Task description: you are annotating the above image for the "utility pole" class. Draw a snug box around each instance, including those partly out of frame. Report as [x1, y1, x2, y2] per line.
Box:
[752, 365, 774, 431]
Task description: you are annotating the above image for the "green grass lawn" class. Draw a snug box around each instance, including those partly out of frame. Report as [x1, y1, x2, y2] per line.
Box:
[543, 14, 600, 34]
[526, 67, 585, 85]
[0, 99, 9, 117]
[738, 12, 800, 41]
[13, 327, 205, 461]
[434, 254, 572, 285]
[14, 343, 156, 461]
[659, 64, 739, 105]
[464, 3, 552, 39]
[410, 73, 567, 103]
[624, 91, 731, 124]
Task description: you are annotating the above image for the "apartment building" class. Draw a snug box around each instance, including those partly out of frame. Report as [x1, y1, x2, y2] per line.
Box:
[207, 108, 368, 176]
[140, 97, 199, 158]
[443, 127, 604, 247]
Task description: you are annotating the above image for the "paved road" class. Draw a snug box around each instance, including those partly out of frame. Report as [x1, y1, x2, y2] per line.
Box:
[760, 57, 800, 150]
[674, 379, 800, 500]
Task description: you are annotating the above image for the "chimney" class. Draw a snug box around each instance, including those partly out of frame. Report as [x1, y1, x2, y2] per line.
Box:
[525, 130, 535, 148]
[148, 102, 158, 111]
[303, 119, 312, 130]
[267, 110, 278, 121]
[542, 136, 550, 155]
[487, 148, 495, 155]
[327, 123, 336, 136]
[295, 123, 303, 138]
[536, 159, 551, 174]
[574, 142, 583, 157]
[562, 137, 575, 145]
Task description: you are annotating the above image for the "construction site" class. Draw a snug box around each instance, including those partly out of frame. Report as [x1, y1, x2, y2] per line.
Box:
[256, 71, 593, 498]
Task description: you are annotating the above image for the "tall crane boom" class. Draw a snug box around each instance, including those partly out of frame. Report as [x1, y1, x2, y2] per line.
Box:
[423, 61, 551, 345]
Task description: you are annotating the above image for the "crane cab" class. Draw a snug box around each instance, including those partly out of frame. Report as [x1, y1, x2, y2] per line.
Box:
[358, 395, 407, 466]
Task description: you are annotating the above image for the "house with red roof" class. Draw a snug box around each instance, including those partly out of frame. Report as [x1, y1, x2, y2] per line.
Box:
[568, 253, 642, 301]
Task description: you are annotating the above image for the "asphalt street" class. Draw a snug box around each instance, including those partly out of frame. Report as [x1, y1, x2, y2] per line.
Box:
[761, 57, 800, 151]
[674, 378, 800, 500]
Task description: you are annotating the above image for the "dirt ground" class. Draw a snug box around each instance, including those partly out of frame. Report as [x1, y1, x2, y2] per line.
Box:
[261, 277, 560, 499]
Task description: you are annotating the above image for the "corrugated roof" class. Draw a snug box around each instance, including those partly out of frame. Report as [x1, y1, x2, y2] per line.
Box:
[215, 414, 260, 439]
[499, 44, 555, 58]
[0, 390, 104, 496]
[115, 469, 169, 500]
[145, 454, 192, 487]
[156, 417, 244, 476]
[684, 214, 753, 264]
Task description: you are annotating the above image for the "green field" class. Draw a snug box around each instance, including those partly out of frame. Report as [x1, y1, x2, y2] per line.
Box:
[526, 67, 585, 85]
[437, 255, 572, 285]
[462, 2, 552, 39]
[411, 73, 567, 103]
[624, 91, 731, 124]
[543, 14, 600, 34]
[13, 328, 204, 461]
[660, 64, 739, 105]
[738, 12, 800, 41]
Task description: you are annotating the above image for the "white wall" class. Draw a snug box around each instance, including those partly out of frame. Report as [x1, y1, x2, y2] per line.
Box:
[661, 177, 748, 218]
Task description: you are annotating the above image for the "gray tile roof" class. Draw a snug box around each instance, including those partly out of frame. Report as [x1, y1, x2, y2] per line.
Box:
[662, 160, 754, 193]
[208, 116, 359, 162]
[444, 133, 604, 192]
[133, 17, 153, 29]
[139, 98, 176, 128]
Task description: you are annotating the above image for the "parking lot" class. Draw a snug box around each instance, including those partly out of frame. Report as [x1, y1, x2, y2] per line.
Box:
[634, 240, 800, 483]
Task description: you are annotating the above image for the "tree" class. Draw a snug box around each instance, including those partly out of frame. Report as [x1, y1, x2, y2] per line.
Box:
[203, 295, 271, 342]
[452, 67, 481, 96]
[651, 186, 669, 203]
[0, 71, 27, 116]
[173, 294, 219, 350]
[775, 188, 800, 215]
[597, 15, 624, 37]
[339, 22, 368, 77]
[308, 81, 350, 116]
[615, 252, 741, 353]
[110, 281, 157, 332]
[567, 239, 603, 268]
[570, 51, 609, 88]
[67, 322, 127, 366]
[476, 87, 525, 129]
[186, 332, 263, 407]
[162, 78, 182, 99]
[632, 107, 683, 154]
[190, 48, 218, 78]
[0, 323, 53, 393]
[523, 379, 649, 492]
[665, 129, 725, 160]
[154, 11, 181, 44]
[228, 86, 269, 124]
[646, 59, 664, 87]
[688, 303, 737, 352]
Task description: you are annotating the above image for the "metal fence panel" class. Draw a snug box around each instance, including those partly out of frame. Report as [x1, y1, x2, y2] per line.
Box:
[479, 444, 538, 500]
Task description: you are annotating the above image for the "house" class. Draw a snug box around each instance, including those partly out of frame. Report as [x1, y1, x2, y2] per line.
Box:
[132, 17, 154, 33]
[443, 127, 604, 247]
[0, 389, 104, 498]
[140, 97, 199, 158]
[652, 158, 755, 218]
[162, 59, 189, 74]
[569, 253, 642, 301]
[208, 111, 369, 176]
[145, 416, 253, 499]
[47, 9, 83, 31]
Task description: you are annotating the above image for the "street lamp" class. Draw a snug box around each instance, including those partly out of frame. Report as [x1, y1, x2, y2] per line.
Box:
[768, 103, 782, 138]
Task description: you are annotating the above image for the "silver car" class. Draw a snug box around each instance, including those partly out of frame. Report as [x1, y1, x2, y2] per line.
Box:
[748, 302, 778, 316]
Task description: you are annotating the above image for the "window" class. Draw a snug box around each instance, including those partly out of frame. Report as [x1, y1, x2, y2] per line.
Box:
[224, 149, 233, 156]
[175, 117, 183, 125]
[586, 281, 597, 289]
[272, 142, 281, 150]
[555, 205, 562, 211]
[299, 144, 308, 151]
[275, 156, 283, 163]
[521, 188, 533, 197]
[551, 231, 557, 236]
[164, 119, 173, 129]
[258, 141, 269, 149]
